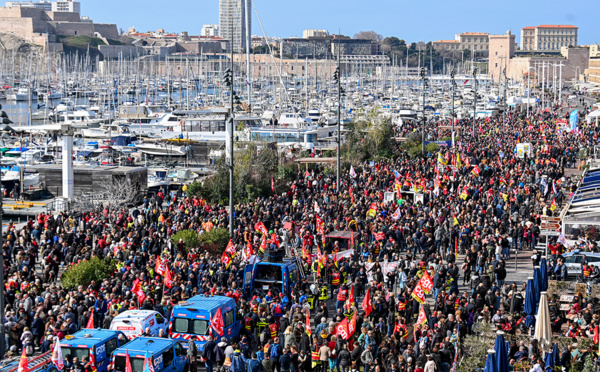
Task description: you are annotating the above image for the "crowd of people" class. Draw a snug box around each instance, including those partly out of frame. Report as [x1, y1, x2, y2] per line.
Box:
[3, 96, 600, 372]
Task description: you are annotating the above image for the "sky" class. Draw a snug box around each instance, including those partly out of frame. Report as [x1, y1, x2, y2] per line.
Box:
[84, 0, 599, 45]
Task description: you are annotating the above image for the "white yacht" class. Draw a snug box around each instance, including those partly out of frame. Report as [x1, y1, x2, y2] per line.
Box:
[6, 87, 37, 101]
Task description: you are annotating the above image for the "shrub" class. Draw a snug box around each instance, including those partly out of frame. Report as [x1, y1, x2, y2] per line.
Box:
[171, 230, 200, 252]
[61, 257, 117, 290]
[199, 227, 231, 254]
[185, 180, 203, 199]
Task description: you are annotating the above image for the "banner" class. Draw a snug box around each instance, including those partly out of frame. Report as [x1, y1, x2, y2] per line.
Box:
[569, 109, 578, 132]
[411, 283, 426, 304]
[333, 318, 350, 339]
[419, 271, 434, 294]
[255, 221, 269, 236]
[416, 306, 428, 325]
[365, 262, 398, 282]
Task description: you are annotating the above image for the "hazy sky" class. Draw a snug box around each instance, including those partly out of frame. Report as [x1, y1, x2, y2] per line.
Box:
[84, 0, 599, 45]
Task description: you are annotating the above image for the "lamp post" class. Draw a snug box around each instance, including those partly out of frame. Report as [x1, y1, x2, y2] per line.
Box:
[450, 68, 456, 147]
[472, 67, 478, 136]
[333, 42, 344, 192]
[223, 65, 241, 238]
[420, 67, 429, 155]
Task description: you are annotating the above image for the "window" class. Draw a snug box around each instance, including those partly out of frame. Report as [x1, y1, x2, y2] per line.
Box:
[290, 268, 298, 284]
[175, 343, 186, 357]
[224, 309, 235, 327]
[162, 348, 174, 369]
[115, 357, 145, 372]
[155, 314, 165, 325]
[105, 339, 118, 356]
[63, 347, 90, 361]
[173, 318, 210, 336]
[564, 255, 582, 264]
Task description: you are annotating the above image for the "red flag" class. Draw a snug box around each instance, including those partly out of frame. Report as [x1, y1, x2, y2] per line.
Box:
[411, 283, 426, 304]
[271, 178, 275, 193]
[350, 232, 355, 248]
[348, 285, 355, 307]
[594, 325, 599, 345]
[132, 279, 146, 304]
[305, 307, 311, 336]
[125, 351, 132, 372]
[211, 307, 225, 336]
[86, 310, 95, 329]
[164, 265, 173, 288]
[271, 233, 280, 248]
[348, 311, 357, 337]
[419, 271, 434, 295]
[221, 252, 232, 269]
[362, 290, 373, 316]
[17, 346, 28, 372]
[254, 221, 269, 236]
[333, 318, 350, 339]
[224, 240, 237, 257]
[305, 170, 310, 178]
[416, 306, 428, 325]
[374, 232, 385, 241]
[154, 258, 165, 276]
[260, 236, 267, 252]
[245, 240, 254, 257]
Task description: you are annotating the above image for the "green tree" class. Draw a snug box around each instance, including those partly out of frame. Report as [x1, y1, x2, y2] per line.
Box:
[199, 228, 231, 254]
[61, 257, 117, 290]
[171, 230, 200, 253]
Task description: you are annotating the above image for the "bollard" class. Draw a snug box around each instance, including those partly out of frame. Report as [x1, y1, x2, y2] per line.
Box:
[514, 249, 518, 271]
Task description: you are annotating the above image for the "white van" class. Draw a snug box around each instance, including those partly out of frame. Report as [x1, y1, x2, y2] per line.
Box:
[109, 310, 167, 339]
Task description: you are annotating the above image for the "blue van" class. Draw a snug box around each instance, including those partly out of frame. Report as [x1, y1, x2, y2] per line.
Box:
[111, 337, 188, 372]
[168, 295, 241, 351]
[60, 330, 129, 372]
[243, 260, 303, 299]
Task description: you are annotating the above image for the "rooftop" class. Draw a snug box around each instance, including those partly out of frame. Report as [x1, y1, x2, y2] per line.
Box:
[434, 40, 460, 43]
[460, 32, 490, 35]
[522, 25, 578, 30]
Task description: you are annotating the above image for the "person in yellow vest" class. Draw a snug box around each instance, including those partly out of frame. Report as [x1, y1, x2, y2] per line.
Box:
[335, 285, 348, 313]
[330, 271, 341, 298]
[311, 337, 321, 369]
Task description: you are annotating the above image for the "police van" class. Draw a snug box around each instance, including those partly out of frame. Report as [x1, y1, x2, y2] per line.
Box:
[111, 337, 188, 372]
[168, 295, 241, 351]
[110, 310, 168, 339]
[60, 330, 130, 372]
[242, 258, 304, 299]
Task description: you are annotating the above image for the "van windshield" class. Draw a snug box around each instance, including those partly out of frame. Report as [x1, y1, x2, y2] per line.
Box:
[173, 317, 209, 335]
[62, 347, 90, 361]
[114, 356, 146, 372]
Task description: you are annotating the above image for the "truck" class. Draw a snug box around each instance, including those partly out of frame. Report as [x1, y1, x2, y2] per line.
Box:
[168, 295, 241, 351]
[111, 337, 188, 372]
[0, 330, 129, 372]
[242, 254, 305, 299]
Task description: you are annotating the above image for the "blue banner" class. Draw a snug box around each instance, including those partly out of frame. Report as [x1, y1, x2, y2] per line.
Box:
[425, 140, 452, 147]
[570, 109, 578, 132]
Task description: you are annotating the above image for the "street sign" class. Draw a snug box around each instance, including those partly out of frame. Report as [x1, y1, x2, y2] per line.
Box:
[541, 231, 561, 236]
[541, 216, 561, 222]
[541, 222, 561, 230]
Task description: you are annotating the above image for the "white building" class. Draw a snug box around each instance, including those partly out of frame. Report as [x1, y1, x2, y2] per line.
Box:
[303, 29, 329, 38]
[5, 1, 52, 10]
[51, 0, 79, 14]
[201, 24, 219, 37]
[219, 0, 251, 53]
[520, 25, 578, 51]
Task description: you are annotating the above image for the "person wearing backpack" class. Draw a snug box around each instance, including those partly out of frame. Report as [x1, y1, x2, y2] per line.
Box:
[271, 299, 285, 329]
[230, 346, 247, 372]
[269, 337, 283, 372]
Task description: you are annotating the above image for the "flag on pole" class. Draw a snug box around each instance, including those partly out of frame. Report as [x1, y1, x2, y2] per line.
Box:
[438, 152, 448, 165]
[86, 310, 95, 329]
[391, 207, 401, 221]
[271, 178, 275, 193]
[211, 307, 225, 336]
[17, 347, 28, 372]
[550, 198, 557, 212]
[145, 351, 155, 372]
[305, 307, 311, 336]
[51, 340, 64, 371]
[362, 290, 373, 316]
[164, 265, 173, 288]
[125, 351, 133, 372]
[154, 258, 165, 276]
[416, 306, 428, 325]
[349, 165, 357, 178]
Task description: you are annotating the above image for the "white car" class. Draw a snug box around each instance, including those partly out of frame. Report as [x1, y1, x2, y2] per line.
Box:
[109, 310, 167, 339]
[562, 251, 600, 277]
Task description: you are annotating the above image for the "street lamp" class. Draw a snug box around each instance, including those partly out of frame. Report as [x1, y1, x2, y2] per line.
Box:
[450, 68, 456, 147]
[223, 65, 241, 238]
[333, 57, 345, 192]
[420, 67, 429, 155]
[472, 67, 478, 136]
